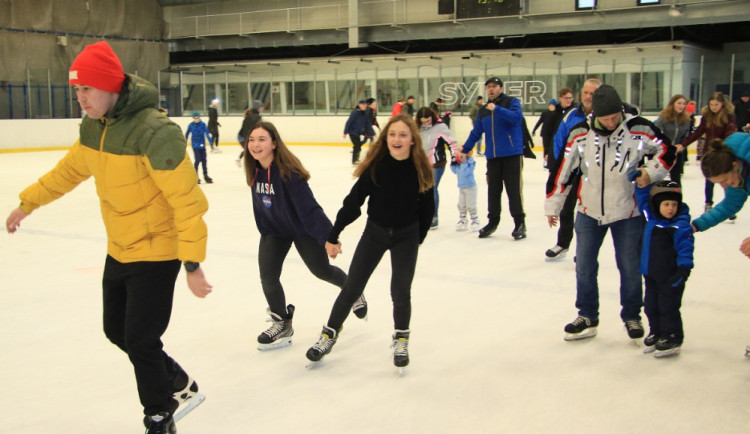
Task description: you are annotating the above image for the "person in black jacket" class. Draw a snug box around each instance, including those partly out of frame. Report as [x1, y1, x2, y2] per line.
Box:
[208, 99, 221, 152]
[306, 114, 435, 371]
[734, 91, 750, 131]
[244, 121, 368, 351]
[534, 88, 574, 169]
[343, 99, 374, 164]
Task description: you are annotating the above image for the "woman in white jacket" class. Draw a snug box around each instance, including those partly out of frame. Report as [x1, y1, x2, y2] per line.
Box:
[416, 106, 460, 229]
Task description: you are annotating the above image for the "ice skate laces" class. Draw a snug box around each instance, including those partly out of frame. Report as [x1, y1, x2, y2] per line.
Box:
[262, 319, 285, 338]
[392, 337, 409, 356]
[352, 295, 366, 312]
[312, 332, 335, 353]
[571, 316, 589, 327]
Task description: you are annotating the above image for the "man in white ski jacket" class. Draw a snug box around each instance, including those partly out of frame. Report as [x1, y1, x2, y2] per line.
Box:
[545, 84, 676, 341]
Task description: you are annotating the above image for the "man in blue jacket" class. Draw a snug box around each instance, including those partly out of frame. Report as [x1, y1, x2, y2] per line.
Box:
[459, 77, 527, 240]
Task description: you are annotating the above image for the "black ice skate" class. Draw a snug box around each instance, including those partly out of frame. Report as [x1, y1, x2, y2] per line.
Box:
[144, 412, 176, 434]
[257, 304, 295, 351]
[392, 329, 410, 375]
[643, 334, 658, 354]
[564, 316, 599, 341]
[653, 338, 681, 358]
[352, 294, 368, 320]
[204, 175, 213, 184]
[545, 245, 568, 261]
[624, 320, 645, 339]
[165, 358, 205, 423]
[511, 222, 527, 240]
[305, 325, 339, 368]
[478, 222, 498, 238]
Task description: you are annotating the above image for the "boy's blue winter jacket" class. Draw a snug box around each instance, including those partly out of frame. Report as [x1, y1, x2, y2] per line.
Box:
[635, 184, 694, 279]
[692, 132, 750, 231]
[185, 120, 211, 149]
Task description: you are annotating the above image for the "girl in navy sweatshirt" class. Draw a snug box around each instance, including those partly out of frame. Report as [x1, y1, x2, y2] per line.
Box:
[305, 114, 435, 370]
[244, 122, 367, 351]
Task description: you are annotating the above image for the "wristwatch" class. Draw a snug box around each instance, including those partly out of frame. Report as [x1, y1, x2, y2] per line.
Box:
[184, 261, 200, 273]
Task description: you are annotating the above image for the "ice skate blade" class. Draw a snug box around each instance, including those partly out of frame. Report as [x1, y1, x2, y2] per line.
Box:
[643, 345, 656, 354]
[305, 360, 322, 369]
[544, 252, 567, 262]
[653, 347, 681, 358]
[174, 392, 206, 422]
[564, 328, 597, 341]
[397, 367, 406, 376]
[257, 337, 293, 351]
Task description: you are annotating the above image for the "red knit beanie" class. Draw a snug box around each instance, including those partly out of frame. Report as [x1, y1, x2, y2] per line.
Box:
[68, 41, 125, 93]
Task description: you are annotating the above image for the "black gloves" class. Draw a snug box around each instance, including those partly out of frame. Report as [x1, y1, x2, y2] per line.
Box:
[669, 267, 691, 287]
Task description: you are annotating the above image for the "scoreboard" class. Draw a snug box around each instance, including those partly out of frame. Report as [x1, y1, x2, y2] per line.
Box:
[444, 0, 522, 19]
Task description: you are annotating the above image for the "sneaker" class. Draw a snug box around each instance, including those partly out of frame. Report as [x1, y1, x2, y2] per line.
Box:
[643, 334, 658, 353]
[392, 329, 410, 368]
[654, 337, 682, 358]
[204, 175, 213, 184]
[704, 202, 713, 213]
[306, 325, 339, 362]
[469, 217, 480, 232]
[545, 245, 568, 260]
[455, 217, 468, 231]
[625, 320, 645, 339]
[430, 217, 439, 230]
[352, 294, 368, 319]
[564, 316, 599, 341]
[478, 223, 497, 238]
[511, 222, 527, 240]
[257, 305, 294, 348]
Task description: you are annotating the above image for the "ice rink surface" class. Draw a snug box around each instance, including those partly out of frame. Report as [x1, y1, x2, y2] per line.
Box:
[1, 145, 748, 433]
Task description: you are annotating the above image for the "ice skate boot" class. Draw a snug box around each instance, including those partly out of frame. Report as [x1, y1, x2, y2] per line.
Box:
[469, 216, 480, 232]
[392, 329, 410, 375]
[430, 217, 439, 230]
[204, 175, 213, 184]
[545, 245, 568, 261]
[352, 294, 368, 320]
[478, 221, 498, 238]
[455, 216, 468, 231]
[511, 222, 527, 240]
[144, 412, 176, 434]
[257, 304, 294, 351]
[643, 334, 658, 354]
[305, 325, 339, 368]
[625, 320, 645, 339]
[564, 316, 598, 341]
[653, 336, 681, 358]
[165, 357, 199, 406]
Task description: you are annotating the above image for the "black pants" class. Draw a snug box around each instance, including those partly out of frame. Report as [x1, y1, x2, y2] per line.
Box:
[669, 151, 685, 186]
[327, 220, 419, 331]
[259, 234, 346, 318]
[192, 148, 208, 176]
[349, 134, 363, 163]
[644, 275, 685, 343]
[102, 256, 182, 415]
[208, 125, 219, 147]
[556, 174, 580, 249]
[486, 155, 525, 225]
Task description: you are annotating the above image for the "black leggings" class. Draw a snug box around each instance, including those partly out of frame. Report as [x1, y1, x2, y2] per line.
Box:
[102, 256, 181, 415]
[258, 234, 346, 318]
[327, 220, 419, 331]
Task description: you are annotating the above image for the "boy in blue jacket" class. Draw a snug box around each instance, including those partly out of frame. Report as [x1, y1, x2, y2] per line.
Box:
[634, 176, 695, 357]
[185, 111, 213, 184]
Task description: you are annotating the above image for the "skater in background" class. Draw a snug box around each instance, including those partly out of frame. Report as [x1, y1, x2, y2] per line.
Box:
[654, 94, 692, 186]
[236, 100, 263, 166]
[678, 91, 737, 213]
[450, 150, 480, 232]
[402, 96, 416, 117]
[242, 122, 367, 350]
[185, 111, 214, 184]
[633, 177, 694, 357]
[416, 106, 460, 229]
[208, 98, 221, 152]
[343, 99, 374, 164]
[734, 91, 750, 131]
[391, 97, 405, 118]
[545, 84, 675, 342]
[5, 41, 212, 434]
[306, 114, 435, 370]
[364, 97, 380, 145]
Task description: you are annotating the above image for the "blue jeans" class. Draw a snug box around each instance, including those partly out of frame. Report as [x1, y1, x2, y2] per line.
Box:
[574, 213, 643, 322]
[433, 166, 445, 219]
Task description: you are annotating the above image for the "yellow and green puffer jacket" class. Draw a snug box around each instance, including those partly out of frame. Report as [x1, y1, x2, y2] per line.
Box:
[19, 74, 208, 264]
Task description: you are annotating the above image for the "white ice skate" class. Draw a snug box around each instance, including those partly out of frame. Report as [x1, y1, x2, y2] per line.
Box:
[174, 392, 206, 422]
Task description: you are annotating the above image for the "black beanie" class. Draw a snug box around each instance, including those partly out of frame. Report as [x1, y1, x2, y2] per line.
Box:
[592, 84, 623, 117]
[649, 181, 682, 219]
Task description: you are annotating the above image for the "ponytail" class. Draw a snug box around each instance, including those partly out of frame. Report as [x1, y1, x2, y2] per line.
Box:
[700, 138, 736, 178]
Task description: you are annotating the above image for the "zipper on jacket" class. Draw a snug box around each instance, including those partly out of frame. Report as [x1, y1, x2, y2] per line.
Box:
[600, 136, 606, 215]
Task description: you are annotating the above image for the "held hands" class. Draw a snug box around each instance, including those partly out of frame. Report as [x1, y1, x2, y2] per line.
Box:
[186, 267, 213, 298]
[325, 241, 343, 259]
[6, 207, 28, 233]
[675, 144, 685, 154]
[628, 168, 651, 188]
[740, 237, 750, 259]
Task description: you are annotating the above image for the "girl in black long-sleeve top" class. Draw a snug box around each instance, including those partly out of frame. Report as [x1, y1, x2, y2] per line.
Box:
[306, 114, 435, 370]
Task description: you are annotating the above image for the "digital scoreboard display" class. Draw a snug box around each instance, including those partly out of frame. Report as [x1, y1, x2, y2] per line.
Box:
[456, 0, 521, 19]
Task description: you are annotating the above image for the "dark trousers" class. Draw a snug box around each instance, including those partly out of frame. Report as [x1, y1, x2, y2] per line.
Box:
[486, 155, 525, 225]
[349, 134, 363, 163]
[556, 174, 580, 249]
[102, 255, 181, 415]
[208, 126, 219, 147]
[327, 220, 419, 331]
[192, 148, 208, 175]
[258, 234, 346, 318]
[669, 151, 685, 186]
[644, 275, 685, 343]
[705, 179, 715, 204]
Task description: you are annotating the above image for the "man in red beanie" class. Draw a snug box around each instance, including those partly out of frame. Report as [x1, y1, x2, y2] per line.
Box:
[6, 40, 211, 433]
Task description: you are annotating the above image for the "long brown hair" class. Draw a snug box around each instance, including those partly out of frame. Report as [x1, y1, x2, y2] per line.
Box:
[415, 106, 438, 127]
[659, 94, 690, 124]
[354, 114, 434, 192]
[701, 92, 735, 128]
[243, 121, 310, 186]
[700, 138, 737, 178]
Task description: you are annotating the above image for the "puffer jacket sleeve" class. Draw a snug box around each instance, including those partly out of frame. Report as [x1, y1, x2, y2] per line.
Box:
[545, 121, 587, 216]
[144, 122, 208, 263]
[19, 142, 92, 214]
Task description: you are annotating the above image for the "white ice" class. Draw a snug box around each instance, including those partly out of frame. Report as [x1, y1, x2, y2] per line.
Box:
[1, 146, 748, 433]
